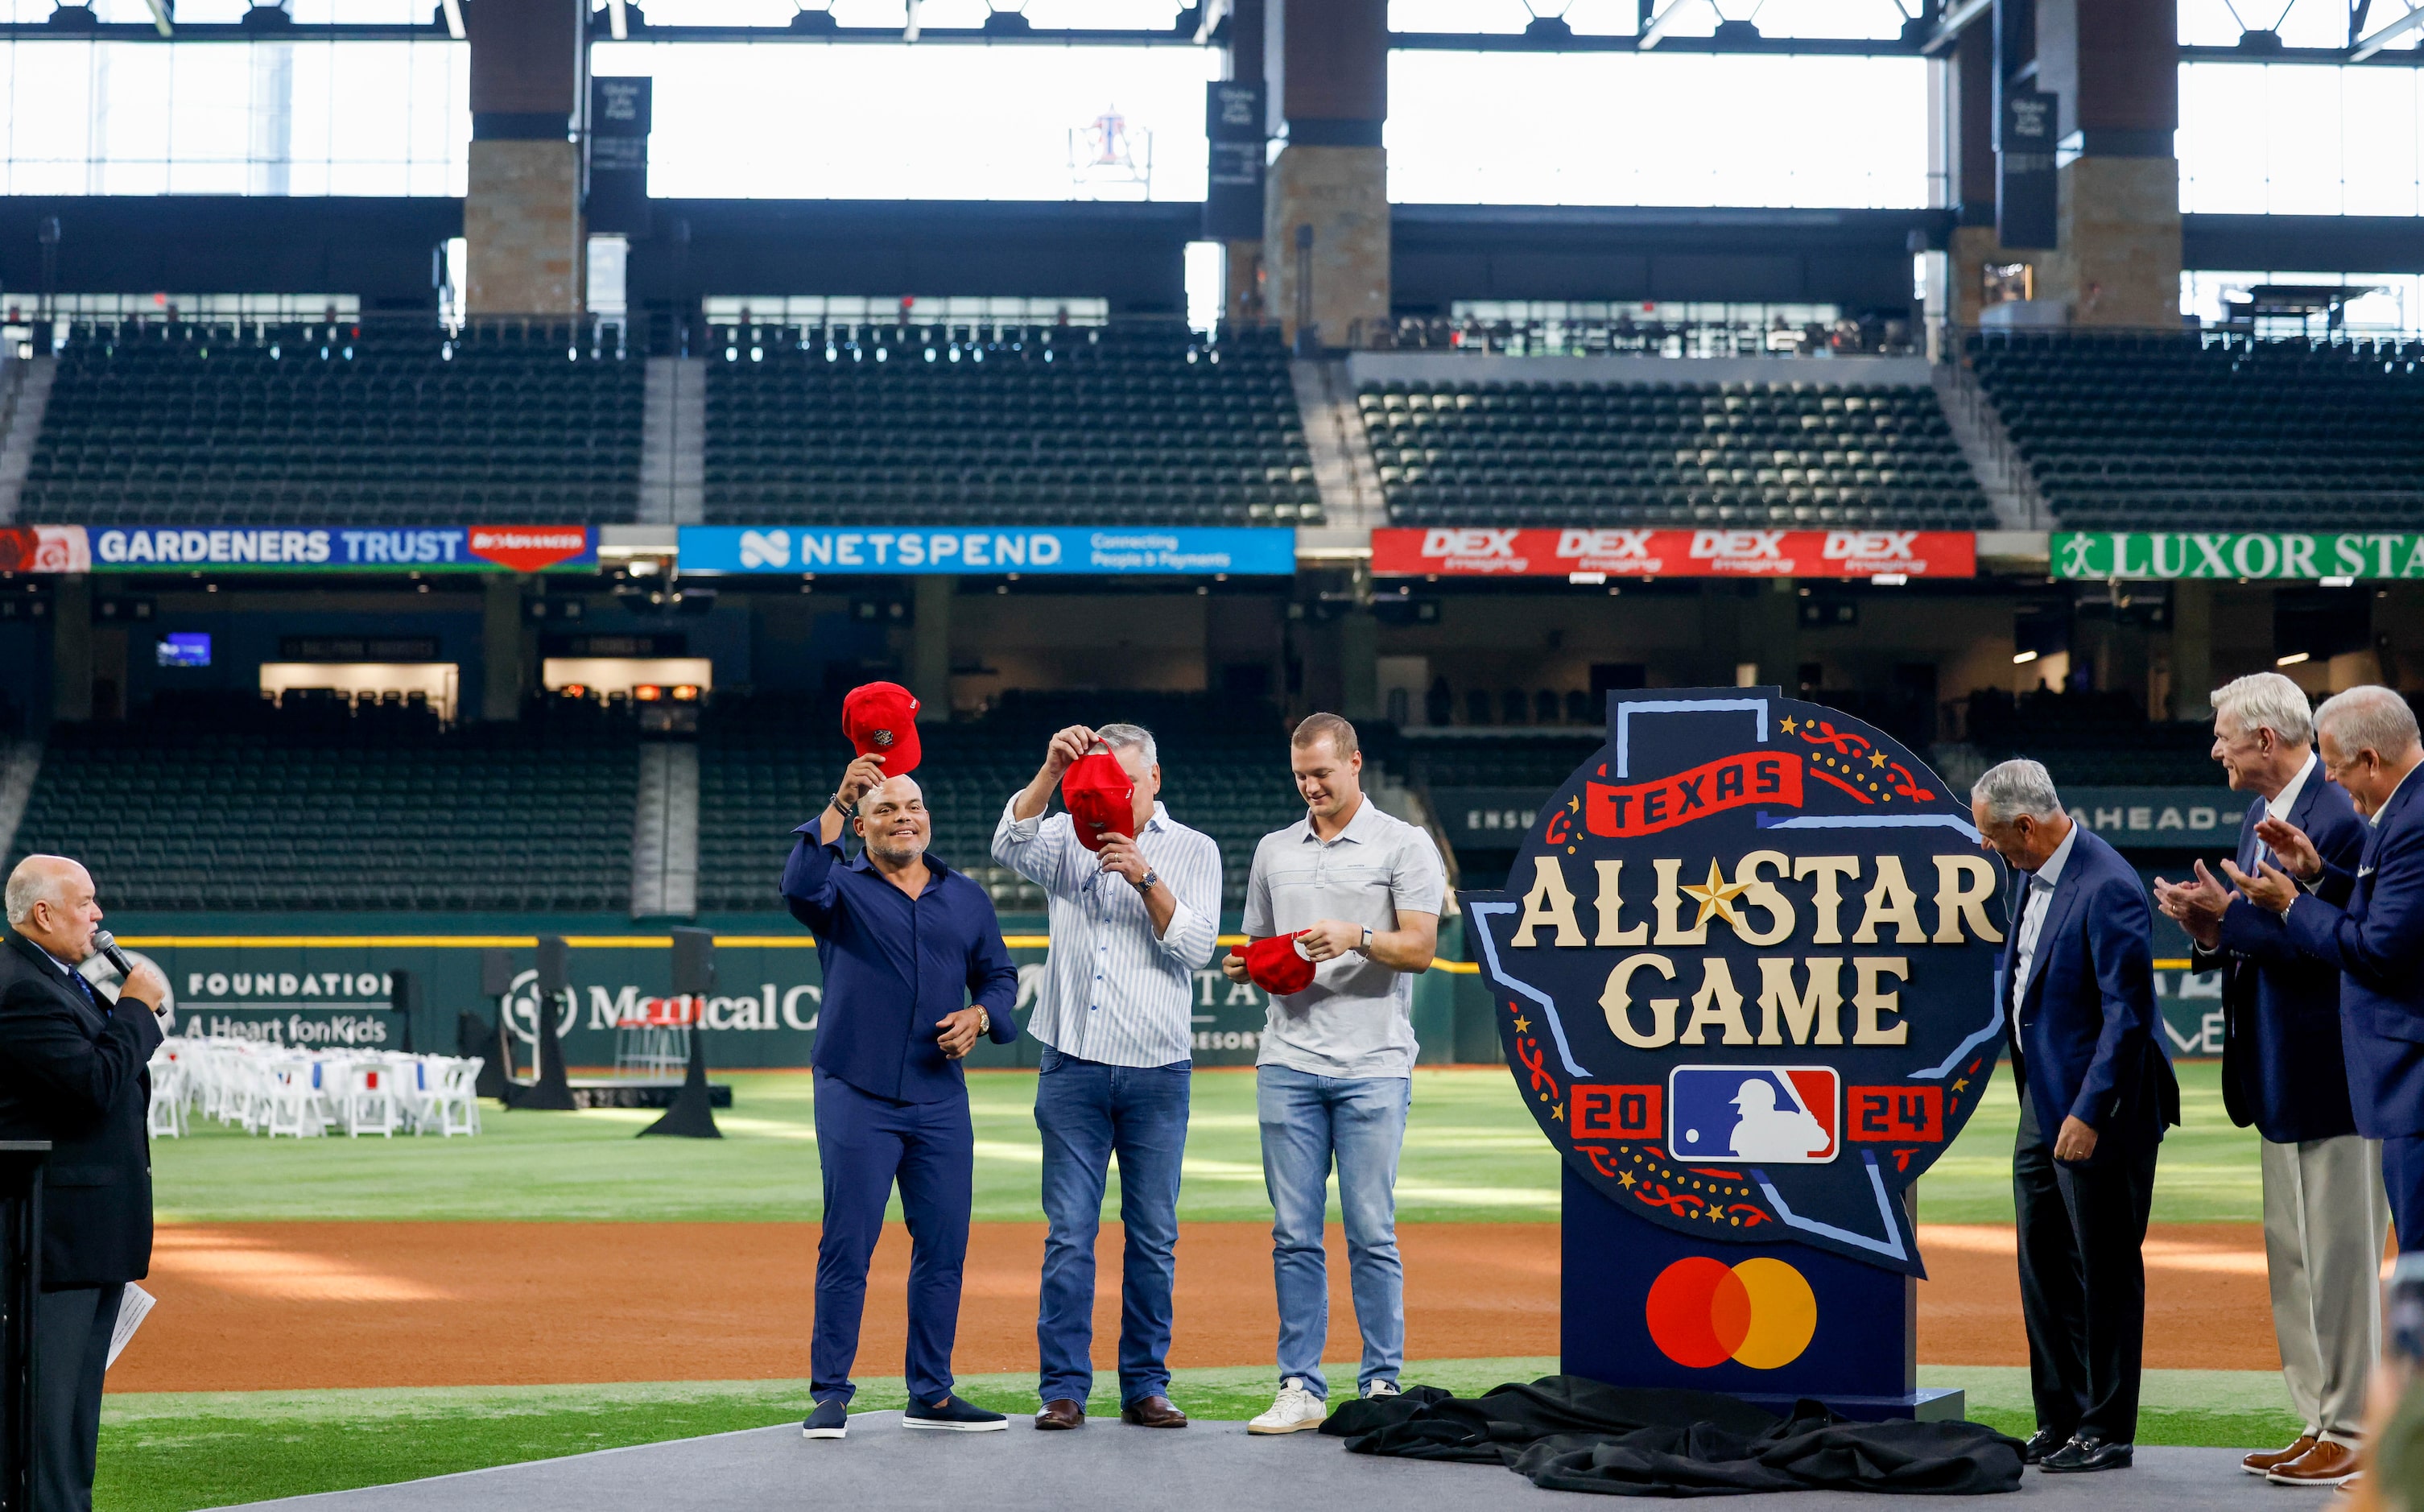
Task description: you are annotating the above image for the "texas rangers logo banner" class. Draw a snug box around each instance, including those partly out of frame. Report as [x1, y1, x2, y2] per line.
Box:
[1461, 688, 2005, 1277]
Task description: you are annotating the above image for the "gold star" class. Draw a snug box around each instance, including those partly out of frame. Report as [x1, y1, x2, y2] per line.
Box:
[1679, 859, 1750, 929]
[1952, 1077, 1969, 1093]
[1868, 750, 1887, 768]
[1568, 795, 1581, 812]
[1618, 1171, 1637, 1188]
[1512, 1014, 1532, 1034]
[1551, 1102, 1566, 1122]
[1781, 716, 1799, 734]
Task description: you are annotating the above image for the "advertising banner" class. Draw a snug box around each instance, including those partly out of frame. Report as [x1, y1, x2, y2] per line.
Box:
[0, 526, 91, 573]
[1372, 527, 1976, 579]
[677, 526, 1298, 576]
[2053, 531, 2424, 581]
[85, 527, 595, 572]
[2062, 787, 2243, 850]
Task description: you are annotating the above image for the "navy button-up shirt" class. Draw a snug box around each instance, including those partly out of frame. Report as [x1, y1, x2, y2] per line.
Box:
[782, 828, 1020, 1103]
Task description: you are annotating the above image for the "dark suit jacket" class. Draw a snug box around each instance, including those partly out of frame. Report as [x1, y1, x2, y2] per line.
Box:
[2282, 766, 2424, 1140]
[2000, 826, 2182, 1159]
[2207, 771, 2368, 1143]
[0, 932, 163, 1288]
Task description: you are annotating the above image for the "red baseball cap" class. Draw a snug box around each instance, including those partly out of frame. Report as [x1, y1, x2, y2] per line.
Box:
[841, 682, 922, 775]
[1243, 932, 1316, 997]
[1061, 748, 1136, 853]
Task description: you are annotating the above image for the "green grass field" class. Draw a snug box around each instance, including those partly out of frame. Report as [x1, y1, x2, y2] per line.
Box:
[151, 1058, 2261, 1225]
[97, 1362, 2302, 1512]
[115, 1058, 2272, 1508]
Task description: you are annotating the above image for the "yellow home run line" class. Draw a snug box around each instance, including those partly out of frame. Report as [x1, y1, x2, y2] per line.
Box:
[113, 935, 1485, 973]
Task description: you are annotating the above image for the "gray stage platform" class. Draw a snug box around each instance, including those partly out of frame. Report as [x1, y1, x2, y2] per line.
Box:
[220, 1411, 2294, 1510]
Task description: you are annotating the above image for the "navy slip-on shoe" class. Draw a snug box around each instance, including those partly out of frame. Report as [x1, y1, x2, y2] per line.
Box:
[902, 1396, 1008, 1432]
[802, 1398, 849, 1440]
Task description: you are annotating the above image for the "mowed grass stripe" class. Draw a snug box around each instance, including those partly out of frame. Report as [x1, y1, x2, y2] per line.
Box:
[148, 1062, 2262, 1225]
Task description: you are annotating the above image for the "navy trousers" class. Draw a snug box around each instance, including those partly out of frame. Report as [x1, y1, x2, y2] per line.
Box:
[811, 1068, 974, 1407]
[2386, 1134, 2424, 1252]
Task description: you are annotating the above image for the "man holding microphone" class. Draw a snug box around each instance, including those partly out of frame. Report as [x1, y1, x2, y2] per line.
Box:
[0, 854, 171, 1512]
[783, 693, 1020, 1442]
[993, 721, 1220, 1431]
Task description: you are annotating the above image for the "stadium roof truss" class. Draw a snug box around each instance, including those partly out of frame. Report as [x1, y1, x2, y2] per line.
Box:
[8, 0, 2421, 60]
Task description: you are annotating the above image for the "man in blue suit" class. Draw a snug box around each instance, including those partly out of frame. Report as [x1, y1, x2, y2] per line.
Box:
[1971, 759, 2181, 1476]
[783, 751, 1022, 1440]
[2228, 687, 2424, 1264]
[2154, 672, 2381, 1488]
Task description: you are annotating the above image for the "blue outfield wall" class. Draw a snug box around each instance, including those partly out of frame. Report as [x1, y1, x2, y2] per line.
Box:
[110, 912, 1497, 1072]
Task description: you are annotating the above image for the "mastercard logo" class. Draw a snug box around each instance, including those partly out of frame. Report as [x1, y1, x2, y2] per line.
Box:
[1645, 1255, 1817, 1370]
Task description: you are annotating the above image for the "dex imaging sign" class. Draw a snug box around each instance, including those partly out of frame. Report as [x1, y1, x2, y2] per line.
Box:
[678, 527, 1298, 576]
[1372, 528, 1976, 578]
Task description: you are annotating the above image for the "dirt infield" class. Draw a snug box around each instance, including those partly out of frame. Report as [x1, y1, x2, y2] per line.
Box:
[113, 1221, 2281, 1394]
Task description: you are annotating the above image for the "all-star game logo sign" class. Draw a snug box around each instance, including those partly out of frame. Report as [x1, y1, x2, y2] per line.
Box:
[1463, 688, 2007, 1276]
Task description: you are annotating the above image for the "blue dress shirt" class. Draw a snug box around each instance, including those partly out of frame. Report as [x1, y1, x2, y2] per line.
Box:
[782, 829, 1021, 1103]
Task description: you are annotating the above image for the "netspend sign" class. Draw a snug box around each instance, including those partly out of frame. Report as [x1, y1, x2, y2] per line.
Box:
[1372, 528, 1976, 578]
[678, 526, 1298, 576]
[2053, 531, 2424, 580]
[87, 526, 595, 572]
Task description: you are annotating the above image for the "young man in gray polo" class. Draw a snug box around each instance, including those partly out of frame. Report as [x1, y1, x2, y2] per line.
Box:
[1222, 713, 1444, 1434]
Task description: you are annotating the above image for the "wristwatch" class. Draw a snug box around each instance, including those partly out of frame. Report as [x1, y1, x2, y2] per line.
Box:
[1357, 927, 1374, 956]
[1134, 868, 1160, 894]
[976, 1007, 990, 1035]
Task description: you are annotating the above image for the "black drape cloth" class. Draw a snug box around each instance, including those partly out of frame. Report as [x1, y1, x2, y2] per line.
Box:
[1319, 1377, 2026, 1497]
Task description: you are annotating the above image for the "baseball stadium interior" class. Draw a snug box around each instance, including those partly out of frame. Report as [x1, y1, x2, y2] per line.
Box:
[0, 0, 2417, 1503]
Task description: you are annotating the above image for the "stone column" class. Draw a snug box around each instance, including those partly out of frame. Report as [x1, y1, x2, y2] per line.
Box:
[1262, 0, 1389, 349]
[1941, 23, 2020, 332]
[2032, 0, 2180, 327]
[465, 0, 587, 315]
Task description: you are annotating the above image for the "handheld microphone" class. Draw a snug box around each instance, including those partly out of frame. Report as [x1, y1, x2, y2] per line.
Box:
[92, 929, 137, 979]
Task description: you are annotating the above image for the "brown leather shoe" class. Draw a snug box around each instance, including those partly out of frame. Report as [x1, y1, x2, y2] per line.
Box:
[1034, 1398, 1085, 1430]
[1120, 1395, 1189, 1427]
[2243, 1436, 2315, 1475]
[2267, 1440, 2360, 1486]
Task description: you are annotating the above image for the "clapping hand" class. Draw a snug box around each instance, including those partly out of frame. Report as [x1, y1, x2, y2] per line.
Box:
[2222, 857, 2302, 915]
[2252, 816, 2323, 881]
[2151, 860, 2231, 949]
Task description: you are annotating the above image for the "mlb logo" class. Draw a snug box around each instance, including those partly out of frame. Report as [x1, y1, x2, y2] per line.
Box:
[1666, 1066, 1840, 1165]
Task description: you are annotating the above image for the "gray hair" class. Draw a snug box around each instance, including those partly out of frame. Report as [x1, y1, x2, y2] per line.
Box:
[2315, 685, 2422, 762]
[2210, 671, 2313, 747]
[1971, 758, 2063, 824]
[1096, 722, 1158, 770]
[4, 856, 76, 928]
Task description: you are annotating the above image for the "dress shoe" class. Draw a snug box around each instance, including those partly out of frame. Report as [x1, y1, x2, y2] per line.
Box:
[1034, 1398, 1085, 1430]
[2019, 1427, 2072, 1465]
[2266, 1439, 2360, 1487]
[1121, 1395, 1188, 1427]
[2040, 1435, 2133, 1473]
[2243, 1436, 2316, 1475]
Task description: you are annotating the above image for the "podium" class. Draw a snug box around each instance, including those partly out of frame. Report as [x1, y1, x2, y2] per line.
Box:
[0, 1141, 49, 1512]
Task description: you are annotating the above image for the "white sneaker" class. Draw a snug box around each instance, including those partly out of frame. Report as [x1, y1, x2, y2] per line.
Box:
[1362, 1379, 1402, 1399]
[1247, 1378, 1328, 1436]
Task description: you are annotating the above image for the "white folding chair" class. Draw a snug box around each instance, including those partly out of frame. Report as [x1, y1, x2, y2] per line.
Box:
[145, 1054, 186, 1138]
[341, 1061, 397, 1138]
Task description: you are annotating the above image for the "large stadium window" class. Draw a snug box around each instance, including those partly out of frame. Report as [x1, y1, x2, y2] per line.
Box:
[2179, 63, 2424, 215]
[0, 35, 467, 195]
[593, 41, 1217, 200]
[1385, 52, 1927, 208]
[2182, 270, 2424, 334]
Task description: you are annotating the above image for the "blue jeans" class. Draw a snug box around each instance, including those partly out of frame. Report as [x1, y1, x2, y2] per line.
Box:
[1034, 1045, 1191, 1407]
[811, 1068, 972, 1407]
[1257, 1064, 1410, 1399]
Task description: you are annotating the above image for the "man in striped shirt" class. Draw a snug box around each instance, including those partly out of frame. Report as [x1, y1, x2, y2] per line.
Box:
[993, 721, 1220, 1431]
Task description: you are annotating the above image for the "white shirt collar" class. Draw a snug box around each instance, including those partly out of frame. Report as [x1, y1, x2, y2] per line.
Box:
[1299, 794, 1381, 846]
[2030, 821, 2080, 891]
[2268, 751, 2318, 824]
[2375, 759, 2424, 828]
